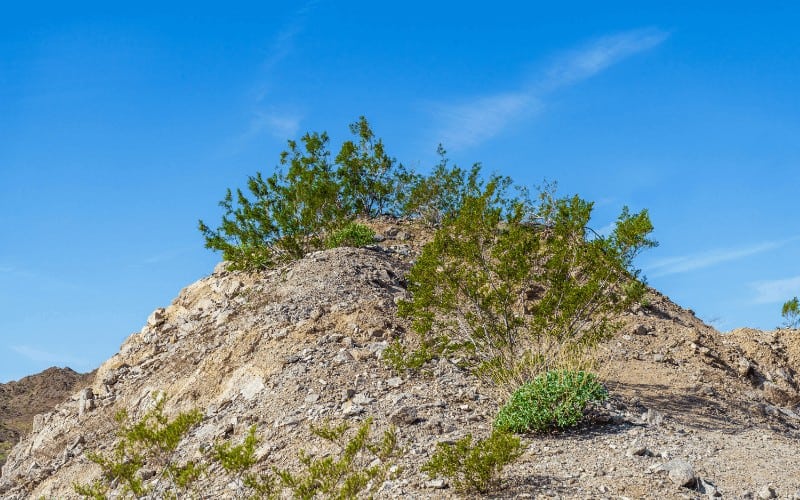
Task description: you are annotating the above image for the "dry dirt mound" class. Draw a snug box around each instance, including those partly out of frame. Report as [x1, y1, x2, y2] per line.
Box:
[1, 220, 798, 499]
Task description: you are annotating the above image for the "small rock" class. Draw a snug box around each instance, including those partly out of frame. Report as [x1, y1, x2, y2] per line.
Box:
[386, 377, 403, 388]
[757, 485, 777, 499]
[304, 393, 320, 404]
[626, 446, 655, 458]
[641, 409, 664, 425]
[737, 357, 753, 377]
[425, 479, 447, 489]
[342, 388, 356, 401]
[147, 308, 166, 327]
[78, 388, 95, 417]
[653, 353, 665, 363]
[352, 393, 373, 405]
[342, 402, 364, 417]
[697, 477, 722, 497]
[389, 406, 419, 425]
[633, 324, 650, 335]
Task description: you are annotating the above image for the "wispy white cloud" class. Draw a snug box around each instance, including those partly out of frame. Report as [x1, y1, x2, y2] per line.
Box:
[435, 92, 538, 151]
[542, 29, 669, 89]
[432, 28, 668, 150]
[645, 240, 784, 278]
[751, 275, 800, 304]
[11, 345, 86, 367]
[229, 2, 318, 153]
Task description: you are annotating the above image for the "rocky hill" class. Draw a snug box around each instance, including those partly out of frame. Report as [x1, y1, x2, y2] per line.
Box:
[1, 219, 799, 499]
[0, 367, 94, 470]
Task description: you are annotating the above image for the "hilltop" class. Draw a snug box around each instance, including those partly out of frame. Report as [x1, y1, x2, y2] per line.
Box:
[1, 218, 799, 499]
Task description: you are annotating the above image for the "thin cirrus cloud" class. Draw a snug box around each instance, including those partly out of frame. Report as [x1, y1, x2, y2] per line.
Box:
[231, 1, 319, 152]
[645, 240, 785, 278]
[432, 28, 669, 151]
[751, 275, 800, 304]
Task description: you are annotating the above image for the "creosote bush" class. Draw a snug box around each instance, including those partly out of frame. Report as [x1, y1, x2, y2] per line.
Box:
[782, 296, 800, 328]
[396, 176, 656, 392]
[75, 397, 401, 500]
[494, 370, 608, 434]
[199, 117, 412, 271]
[213, 425, 278, 499]
[277, 418, 402, 500]
[422, 430, 523, 493]
[74, 394, 204, 499]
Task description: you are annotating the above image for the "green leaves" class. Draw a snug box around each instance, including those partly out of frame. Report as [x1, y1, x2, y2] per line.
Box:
[74, 394, 204, 499]
[200, 117, 409, 271]
[422, 430, 523, 493]
[277, 418, 402, 500]
[397, 171, 657, 390]
[782, 296, 800, 328]
[494, 370, 608, 433]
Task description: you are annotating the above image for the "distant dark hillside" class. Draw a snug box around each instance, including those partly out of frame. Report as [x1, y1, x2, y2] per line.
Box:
[0, 367, 94, 470]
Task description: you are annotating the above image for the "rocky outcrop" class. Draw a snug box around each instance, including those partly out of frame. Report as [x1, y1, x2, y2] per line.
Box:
[1, 219, 799, 498]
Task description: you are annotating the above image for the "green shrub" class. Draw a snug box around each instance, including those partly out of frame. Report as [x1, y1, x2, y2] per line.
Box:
[325, 222, 376, 249]
[74, 393, 204, 499]
[782, 296, 800, 328]
[494, 370, 607, 434]
[397, 175, 656, 390]
[402, 145, 479, 227]
[276, 418, 402, 500]
[199, 117, 412, 271]
[421, 430, 523, 493]
[213, 425, 278, 500]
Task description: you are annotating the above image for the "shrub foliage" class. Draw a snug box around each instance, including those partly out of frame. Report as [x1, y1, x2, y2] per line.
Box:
[421, 430, 523, 493]
[397, 176, 656, 390]
[782, 296, 800, 328]
[199, 117, 410, 270]
[494, 370, 608, 434]
[74, 394, 204, 499]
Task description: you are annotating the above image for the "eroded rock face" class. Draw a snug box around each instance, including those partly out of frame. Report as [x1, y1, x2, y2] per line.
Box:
[1, 219, 799, 498]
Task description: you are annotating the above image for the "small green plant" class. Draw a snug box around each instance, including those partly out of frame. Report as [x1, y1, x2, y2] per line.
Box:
[494, 370, 608, 434]
[422, 430, 523, 493]
[74, 394, 204, 499]
[325, 222, 376, 249]
[213, 425, 278, 499]
[782, 296, 800, 328]
[277, 418, 402, 500]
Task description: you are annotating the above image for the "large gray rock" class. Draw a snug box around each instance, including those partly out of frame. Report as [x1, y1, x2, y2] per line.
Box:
[656, 459, 696, 487]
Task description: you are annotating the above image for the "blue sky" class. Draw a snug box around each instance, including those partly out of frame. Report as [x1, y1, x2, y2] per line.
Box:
[2, 1, 799, 382]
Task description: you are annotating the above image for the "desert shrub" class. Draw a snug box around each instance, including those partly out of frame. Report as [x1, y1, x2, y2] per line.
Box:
[325, 222, 376, 249]
[782, 296, 800, 328]
[200, 118, 413, 271]
[421, 430, 523, 493]
[199, 131, 344, 270]
[402, 145, 479, 227]
[335, 116, 414, 217]
[74, 393, 204, 499]
[494, 370, 607, 434]
[277, 418, 401, 500]
[213, 425, 278, 499]
[396, 173, 656, 391]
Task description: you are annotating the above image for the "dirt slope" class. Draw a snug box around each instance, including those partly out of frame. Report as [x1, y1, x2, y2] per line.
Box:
[1, 219, 798, 499]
